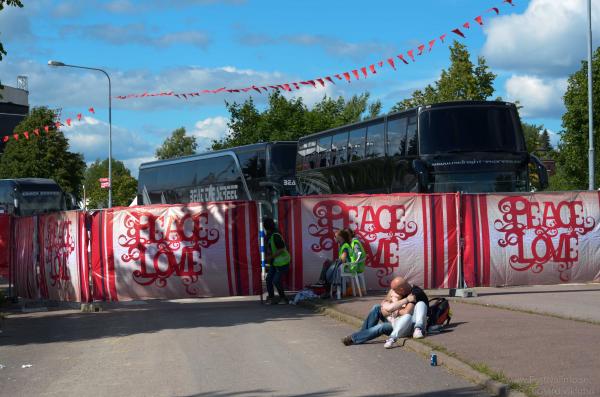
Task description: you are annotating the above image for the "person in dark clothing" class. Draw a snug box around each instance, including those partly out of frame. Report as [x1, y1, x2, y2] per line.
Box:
[341, 276, 429, 347]
[263, 217, 291, 305]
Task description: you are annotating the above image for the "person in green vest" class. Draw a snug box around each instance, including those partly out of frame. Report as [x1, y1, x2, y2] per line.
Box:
[317, 229, 353, 297]
[264, 217, 291, 305]
[345, 228, 366, 274]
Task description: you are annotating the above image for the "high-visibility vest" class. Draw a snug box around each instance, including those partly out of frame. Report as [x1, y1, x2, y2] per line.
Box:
[350, 237, 366, 273]
[338, 242, 354, 263]
[269, 232, 290, 267]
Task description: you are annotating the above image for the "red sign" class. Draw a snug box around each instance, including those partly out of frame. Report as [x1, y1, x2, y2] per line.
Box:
[100, 182, 110, 189]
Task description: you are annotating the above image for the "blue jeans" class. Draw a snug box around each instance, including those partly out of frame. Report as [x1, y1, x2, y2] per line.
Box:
[266, 265, 289, 299]
[351, 304, 393, 344]
[390, 301, 428, 338]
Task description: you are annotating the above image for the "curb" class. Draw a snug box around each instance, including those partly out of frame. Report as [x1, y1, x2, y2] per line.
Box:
[301, 299, 528, 397]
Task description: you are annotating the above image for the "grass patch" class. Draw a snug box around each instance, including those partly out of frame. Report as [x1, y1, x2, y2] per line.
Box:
[470, 362, 538, 397]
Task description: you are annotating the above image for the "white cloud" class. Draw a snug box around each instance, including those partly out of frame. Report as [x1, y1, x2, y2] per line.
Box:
[504, 75, 568, 118]
[482, 0, 600, 76]
[191, 116, 230, 151]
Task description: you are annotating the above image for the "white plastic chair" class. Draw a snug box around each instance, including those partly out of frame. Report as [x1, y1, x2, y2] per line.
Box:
[333, 252, 367, 300]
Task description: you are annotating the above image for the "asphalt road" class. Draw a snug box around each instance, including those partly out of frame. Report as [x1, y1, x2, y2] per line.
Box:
[0, 297, 489, 397]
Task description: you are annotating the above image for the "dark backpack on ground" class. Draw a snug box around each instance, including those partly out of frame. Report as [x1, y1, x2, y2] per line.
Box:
[427, 298, 451, 327]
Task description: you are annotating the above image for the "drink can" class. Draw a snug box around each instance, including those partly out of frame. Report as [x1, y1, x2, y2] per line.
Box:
[430, 353, 438, 366]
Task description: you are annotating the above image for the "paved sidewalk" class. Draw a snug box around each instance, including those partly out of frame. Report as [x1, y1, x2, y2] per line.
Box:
[309, 284, 600, 397]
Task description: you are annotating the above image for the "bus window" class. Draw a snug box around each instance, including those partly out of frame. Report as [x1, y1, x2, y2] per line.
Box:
[366, 121, 385, 158]
[387, 116, 408, 156]
[348, 127, 366, 161]
[317, 136, 332, 168]
[331, 131, 349, 165]
[237, 150, 259, 180]
[406, 117, 418, 156]
[301, 140, 317, 169]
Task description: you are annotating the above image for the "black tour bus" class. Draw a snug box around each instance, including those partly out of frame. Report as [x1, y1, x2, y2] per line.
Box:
[0, 178, 71, 216]
[295, 101, 548, 194]
[137, 141, 298, 218]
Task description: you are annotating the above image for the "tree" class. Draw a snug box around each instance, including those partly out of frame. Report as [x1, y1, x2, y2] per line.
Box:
[0, 107, 86, 199]
[212, 91, 381, 150]
[553, 46, 600, 190]
[539, 129, 552, 153]
[155, 127, 197, 160]
[84, 158, 137, 208]
[392, 41, 496, 111]
[0, 0, 24, 94]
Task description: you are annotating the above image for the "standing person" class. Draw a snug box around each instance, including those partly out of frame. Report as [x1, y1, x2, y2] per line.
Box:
[317, 229, 353, 297]
[263, 217, 291, 305]
[341, 276, 428, 346]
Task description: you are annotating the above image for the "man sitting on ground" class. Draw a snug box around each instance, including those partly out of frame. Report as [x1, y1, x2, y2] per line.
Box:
[341, 276, 429, 347]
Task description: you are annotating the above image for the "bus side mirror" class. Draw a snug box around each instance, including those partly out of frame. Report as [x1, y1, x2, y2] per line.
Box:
[529, 154, 549, 190]
[412, 159, 430, 193]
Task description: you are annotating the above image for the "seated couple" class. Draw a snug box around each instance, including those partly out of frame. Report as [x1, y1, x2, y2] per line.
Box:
[317, 228, 365, 296]
[341, 276, 428, 349]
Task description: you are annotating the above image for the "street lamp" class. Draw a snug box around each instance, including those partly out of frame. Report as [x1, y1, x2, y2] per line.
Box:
[48, 60, 113, 208]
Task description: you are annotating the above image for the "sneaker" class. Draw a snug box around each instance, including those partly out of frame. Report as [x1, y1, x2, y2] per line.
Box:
[384, 337, 397, 349]
[268, 297, 280, 305]
[412, 327, 424, 339]
[341, 336, 354, 346]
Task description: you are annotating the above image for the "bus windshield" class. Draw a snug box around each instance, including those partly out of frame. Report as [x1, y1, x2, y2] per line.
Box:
[17, 190, 65, 216]
[269, 144, 297, 175]
[419, 106, 526, 154]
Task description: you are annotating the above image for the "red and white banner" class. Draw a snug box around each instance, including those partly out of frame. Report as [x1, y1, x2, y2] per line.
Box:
[463, 192, 600, 287]
[0, 214, 10, 278]
[38, 211, 90, 302]
[278, 194, 460, 291]
[90, 202, 260, 301]
[12, 216, 42, 300]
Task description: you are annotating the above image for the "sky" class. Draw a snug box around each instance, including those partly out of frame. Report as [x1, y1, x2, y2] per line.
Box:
[0, 0, 598, 176]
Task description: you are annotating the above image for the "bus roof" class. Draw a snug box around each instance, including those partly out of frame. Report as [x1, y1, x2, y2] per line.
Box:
[139, 140, 297, 169]
[297, 100, 516, 142]
[0, 178, 63, 189]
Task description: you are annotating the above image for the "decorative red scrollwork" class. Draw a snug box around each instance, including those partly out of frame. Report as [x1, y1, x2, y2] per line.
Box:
[308, 200, 418, 287]
[494, 196, 595, 281]
[43, 216, 75, 288]
[118, 210, 219, 294]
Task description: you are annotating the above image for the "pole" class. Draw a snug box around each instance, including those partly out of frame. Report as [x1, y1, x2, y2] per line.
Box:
[107, 72, 112, 208]
[587, 0, 595, 190]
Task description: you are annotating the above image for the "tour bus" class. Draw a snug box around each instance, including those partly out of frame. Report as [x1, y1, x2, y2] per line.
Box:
[137, 141, 298, 218]
[295, 101, 548, 194]
[0, 178, 71, 216]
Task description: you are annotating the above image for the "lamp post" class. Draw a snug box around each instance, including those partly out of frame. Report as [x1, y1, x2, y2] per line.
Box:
[48, 60, 113, 208]
[586, 0, 595, 190]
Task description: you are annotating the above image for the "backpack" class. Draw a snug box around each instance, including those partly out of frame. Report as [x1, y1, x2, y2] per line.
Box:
[427, 298, 451, 327]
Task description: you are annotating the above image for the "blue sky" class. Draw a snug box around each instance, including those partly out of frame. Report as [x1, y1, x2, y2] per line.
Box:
[1, 0, 598, 175]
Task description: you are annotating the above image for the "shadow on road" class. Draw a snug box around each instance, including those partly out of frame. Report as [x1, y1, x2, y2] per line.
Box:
[1, 298, 318, 346]
[474, 287, 600, 297]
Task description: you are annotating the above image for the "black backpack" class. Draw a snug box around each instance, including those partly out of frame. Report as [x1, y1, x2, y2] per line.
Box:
[427, 298, 451, 327]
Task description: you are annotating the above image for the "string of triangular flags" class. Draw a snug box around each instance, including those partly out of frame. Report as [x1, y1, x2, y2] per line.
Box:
[2, 107, 96, 144]
[115, 0, 515, 100]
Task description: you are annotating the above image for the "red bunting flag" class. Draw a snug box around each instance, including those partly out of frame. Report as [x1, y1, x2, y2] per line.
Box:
[175, 94, 180, 98]
[503, 0, 514, 6]
[352, 70, 360, 80]
[378, 61, 384, 67]
[283, 83, 292, 91]
[44, 125, 49, 133]
[440, 33, 447, 43]
[88, 107, 95, 114]
[24, 131, 29, 139]
[77, 113, 82, 121]
[316, 78, 325, 87]
[428, 39, 436, 51]
[475, 16, 484, 25]
[55, 122, 61, 129]
[463, 22, 471, 29]
[66, 118, 72, 126]
[293, 82, 300, 90]
[325, 77, 335, 84]
[2, 136, 8, 143]
[34, 128, 39, 136]
[417, 45, 425, 55]
[407, 50, 415, 62]
[387, 58, 396, 70]
[251, 86, 261, 93]
[343, 72, 351, 82]
[308, 80, 317, 88]
[334, 74, 342, 80]
[369, 64, 377, 74]
[397, 54, 409, 64]
[360, 67, 368, 78]
[488, 7, 499, 15]
[452, 28, 466, 38]
[13, 134, 19, 141]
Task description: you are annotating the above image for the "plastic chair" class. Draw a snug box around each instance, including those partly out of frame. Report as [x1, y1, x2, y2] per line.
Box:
[334, 252, 367, 300]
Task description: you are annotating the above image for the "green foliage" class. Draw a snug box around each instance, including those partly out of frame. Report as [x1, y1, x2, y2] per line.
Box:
[155, 127, 197, 160]
[392, 41, 496, 111]
[0, 107, 86, 199]
[554, 46, 600, 190]
[212, 91, 381, 150]
[84, 158, 138, 208]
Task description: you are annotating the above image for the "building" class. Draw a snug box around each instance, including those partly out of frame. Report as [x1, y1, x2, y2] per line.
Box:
[0, 76, 29, 152]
